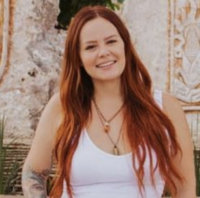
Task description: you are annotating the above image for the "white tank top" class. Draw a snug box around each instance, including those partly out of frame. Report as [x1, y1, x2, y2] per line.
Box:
[61, 90, 165, 198]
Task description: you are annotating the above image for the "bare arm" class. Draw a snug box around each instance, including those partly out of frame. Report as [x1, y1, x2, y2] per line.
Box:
[22, 164, 50, 198]
[163, 93, 196, 198]
[22, 93, 62, 198]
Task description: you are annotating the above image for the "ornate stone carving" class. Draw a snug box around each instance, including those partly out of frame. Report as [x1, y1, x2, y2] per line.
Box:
[168, 0, 200, 146]
[172, 0, 200, 105]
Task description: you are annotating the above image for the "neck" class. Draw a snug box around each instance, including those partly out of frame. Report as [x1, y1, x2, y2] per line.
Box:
[93, 79, 123, 103]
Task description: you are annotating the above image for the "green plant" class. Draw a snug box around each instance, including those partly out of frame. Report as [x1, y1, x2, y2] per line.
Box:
[0, 116, 22, 194]
[191, 118, 200, 196]
[55, 0, 126, 30]
[3, 160, 22, 194]
[0, 115, 6, 193]
[194, 147, 200, 196]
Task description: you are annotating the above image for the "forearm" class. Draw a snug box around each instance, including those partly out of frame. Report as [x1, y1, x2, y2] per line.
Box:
[22, 164, 50, 198]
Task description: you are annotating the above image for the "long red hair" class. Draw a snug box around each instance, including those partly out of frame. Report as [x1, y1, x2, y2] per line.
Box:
[50, 6, 183, 198]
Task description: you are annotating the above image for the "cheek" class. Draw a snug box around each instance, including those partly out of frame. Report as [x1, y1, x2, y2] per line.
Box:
[119, 48, 126, 64]
[122, 48, 126, 64]
[122, 44, 125, 55]
[117, 43, 125, 59]
[81, 54, 95, 68]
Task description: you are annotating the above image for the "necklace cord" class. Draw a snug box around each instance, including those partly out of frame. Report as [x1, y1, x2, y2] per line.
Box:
[92, 98, 125, 155]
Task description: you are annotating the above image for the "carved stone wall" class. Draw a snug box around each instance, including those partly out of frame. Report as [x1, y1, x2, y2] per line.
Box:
[123, 0, 200, 147]
[0, 0, 66, 143]
[171, 0, 200, 147]
[171, 0, 200, 106]
[0, 0, 199, 146]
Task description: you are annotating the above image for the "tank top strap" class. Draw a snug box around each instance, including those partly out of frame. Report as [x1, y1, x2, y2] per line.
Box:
[153, 89, 163, 109]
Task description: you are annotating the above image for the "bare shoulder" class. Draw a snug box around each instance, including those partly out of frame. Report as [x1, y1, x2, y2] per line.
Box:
[39, 92, 63, 132]
[30, 92, 63, 149]
[162, 92, 182, 114]
[162, 92, 193, 151]
[24, 92, 63, 171]
[44, 92, 62, 115]
[162, 92, 192, 141]
[162, 92, 186, 125]
[161, 94, 196, 196]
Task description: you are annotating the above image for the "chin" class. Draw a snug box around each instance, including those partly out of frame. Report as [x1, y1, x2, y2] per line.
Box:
[96, 75, 122, 82]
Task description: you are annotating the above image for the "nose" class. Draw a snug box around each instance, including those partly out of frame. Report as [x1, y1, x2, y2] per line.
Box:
[98, 44, 110, 58]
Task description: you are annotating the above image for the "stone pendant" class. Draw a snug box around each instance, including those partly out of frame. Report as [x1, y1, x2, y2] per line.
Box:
[113, 145, 120, 155]
[104, 122, 110, 133]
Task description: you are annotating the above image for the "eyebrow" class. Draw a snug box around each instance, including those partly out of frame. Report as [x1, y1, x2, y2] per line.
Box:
[82, 34, 118, 45]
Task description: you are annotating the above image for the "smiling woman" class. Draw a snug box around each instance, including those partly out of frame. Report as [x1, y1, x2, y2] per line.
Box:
[22, 5, 196, 198]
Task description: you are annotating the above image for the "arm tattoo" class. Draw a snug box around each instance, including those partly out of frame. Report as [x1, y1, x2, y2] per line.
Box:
[22, 165, 50, 198]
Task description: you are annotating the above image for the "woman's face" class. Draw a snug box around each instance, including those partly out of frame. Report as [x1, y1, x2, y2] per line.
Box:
[79, 17, 125, 84]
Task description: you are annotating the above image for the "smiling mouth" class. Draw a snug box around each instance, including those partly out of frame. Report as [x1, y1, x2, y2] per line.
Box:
[96, 60, 116, 68]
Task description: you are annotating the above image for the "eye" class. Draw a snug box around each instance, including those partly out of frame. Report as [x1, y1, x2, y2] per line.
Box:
[85, 45, 96, 50]
[107, 39, 117, 44]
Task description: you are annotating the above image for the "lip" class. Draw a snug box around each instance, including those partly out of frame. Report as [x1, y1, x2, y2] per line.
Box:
[96, 60, 117, 68]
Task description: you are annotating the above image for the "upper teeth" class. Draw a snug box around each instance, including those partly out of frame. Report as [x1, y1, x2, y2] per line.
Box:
[97, 61, 115, 68]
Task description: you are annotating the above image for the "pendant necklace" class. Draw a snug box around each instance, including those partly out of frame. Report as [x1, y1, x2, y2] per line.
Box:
[93, 98, 124, 133]
[105, 118, 124, 155]
[92, 98, 124, 155]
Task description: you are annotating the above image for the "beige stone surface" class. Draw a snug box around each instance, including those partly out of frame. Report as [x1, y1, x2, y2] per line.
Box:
[172, 0, 200, 105]
[122, 0, 169, 90]
[0, 0, 65, 142]
[0, 0, 3, 61]
[122, 0, 200, 147]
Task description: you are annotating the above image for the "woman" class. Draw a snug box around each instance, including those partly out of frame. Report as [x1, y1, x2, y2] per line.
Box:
[22, 6, 196, 198]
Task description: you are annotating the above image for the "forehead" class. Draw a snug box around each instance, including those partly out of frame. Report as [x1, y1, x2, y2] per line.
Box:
[80, 17, 120, 43]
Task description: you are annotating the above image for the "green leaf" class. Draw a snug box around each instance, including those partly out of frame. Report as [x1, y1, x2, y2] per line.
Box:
[106, 0, 115, 10]
[113, 3, 120, 10]
[194, 148, 200, 196]
[0, 116, 6, 194]
[117, 0, 126, 3]
[0, 115, 24, 195]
